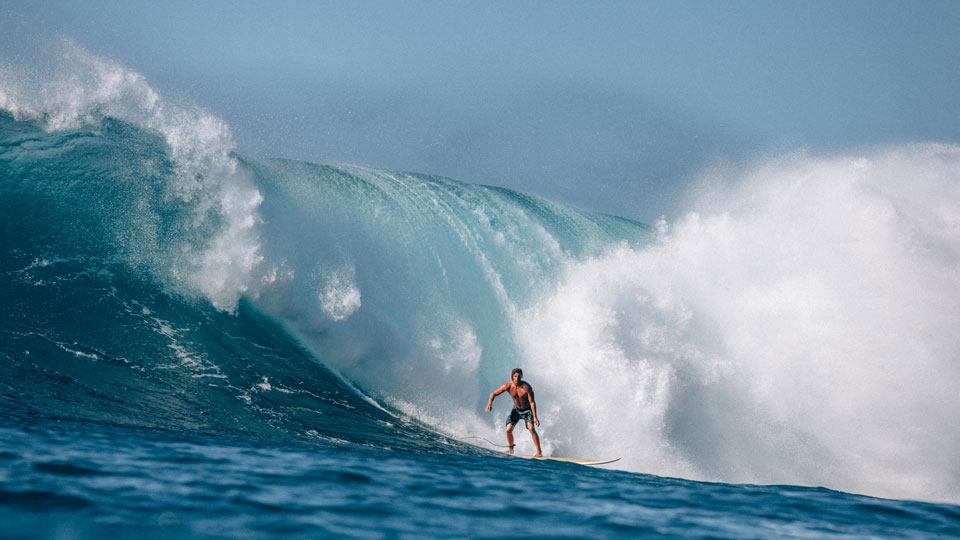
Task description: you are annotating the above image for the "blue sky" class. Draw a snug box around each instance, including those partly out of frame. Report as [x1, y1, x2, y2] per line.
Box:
[3, 1, 958, 220]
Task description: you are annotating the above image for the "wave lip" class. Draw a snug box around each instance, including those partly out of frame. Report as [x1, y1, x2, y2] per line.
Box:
[0, 39, 269, 310]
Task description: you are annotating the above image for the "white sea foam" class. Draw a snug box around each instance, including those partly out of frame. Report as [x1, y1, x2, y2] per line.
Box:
[517, 144, 960, 502]
[316, 267, 363, 322]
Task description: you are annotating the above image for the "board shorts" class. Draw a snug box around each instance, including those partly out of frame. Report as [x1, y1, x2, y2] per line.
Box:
[506, 408, 534, 428]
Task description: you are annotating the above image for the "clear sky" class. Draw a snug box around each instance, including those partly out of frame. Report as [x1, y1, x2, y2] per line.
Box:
[3, 1, 958, 221]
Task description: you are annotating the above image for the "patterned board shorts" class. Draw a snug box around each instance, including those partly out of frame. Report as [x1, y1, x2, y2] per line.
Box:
[506, 408, 534, 427]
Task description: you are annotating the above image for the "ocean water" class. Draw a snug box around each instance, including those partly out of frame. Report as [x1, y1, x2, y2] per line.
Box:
[3, 415, 959, 540]
[2, 41, 960, 538]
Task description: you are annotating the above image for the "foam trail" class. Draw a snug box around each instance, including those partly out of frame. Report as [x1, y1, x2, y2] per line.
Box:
[518, 145, 960, 502]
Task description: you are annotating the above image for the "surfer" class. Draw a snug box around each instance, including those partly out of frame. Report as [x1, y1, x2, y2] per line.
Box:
[485, 368, 542, 457]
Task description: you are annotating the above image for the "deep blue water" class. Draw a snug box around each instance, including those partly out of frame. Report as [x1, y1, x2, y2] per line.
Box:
[4, 414, 959, 540]
[3, 43, 960, 538]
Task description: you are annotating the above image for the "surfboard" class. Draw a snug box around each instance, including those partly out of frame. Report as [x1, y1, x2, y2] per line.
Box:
[507, 453, 621, 466]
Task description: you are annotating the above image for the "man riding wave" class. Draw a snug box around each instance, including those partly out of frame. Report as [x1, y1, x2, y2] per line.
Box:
[485, 368, 542, 457]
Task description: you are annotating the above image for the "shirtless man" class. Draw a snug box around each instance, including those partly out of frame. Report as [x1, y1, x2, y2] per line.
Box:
[484, 368, 542, 456]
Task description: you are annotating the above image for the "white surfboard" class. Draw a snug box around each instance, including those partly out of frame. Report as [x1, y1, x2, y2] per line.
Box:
[507, 453, 621, 466]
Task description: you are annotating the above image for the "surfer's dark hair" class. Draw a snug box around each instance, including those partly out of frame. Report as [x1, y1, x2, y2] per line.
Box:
[511, 368, 523, 377]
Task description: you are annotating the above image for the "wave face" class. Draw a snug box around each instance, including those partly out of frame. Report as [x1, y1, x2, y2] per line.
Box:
[2, 42, 960, 503]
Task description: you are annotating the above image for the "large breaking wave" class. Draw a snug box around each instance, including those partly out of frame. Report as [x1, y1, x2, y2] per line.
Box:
[2, 41, 958, 503]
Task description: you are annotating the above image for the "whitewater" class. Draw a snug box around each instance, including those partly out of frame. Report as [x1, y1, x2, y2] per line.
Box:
[2, 40, 959, 538]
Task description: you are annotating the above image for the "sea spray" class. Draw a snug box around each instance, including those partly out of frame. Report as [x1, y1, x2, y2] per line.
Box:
[518, 146, 960, 502]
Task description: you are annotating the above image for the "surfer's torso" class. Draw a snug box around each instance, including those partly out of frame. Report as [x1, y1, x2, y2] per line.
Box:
[507, 381, 533, 410]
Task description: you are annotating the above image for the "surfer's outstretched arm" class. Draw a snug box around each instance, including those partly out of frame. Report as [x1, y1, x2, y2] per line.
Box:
[484, 383, 507, 412]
